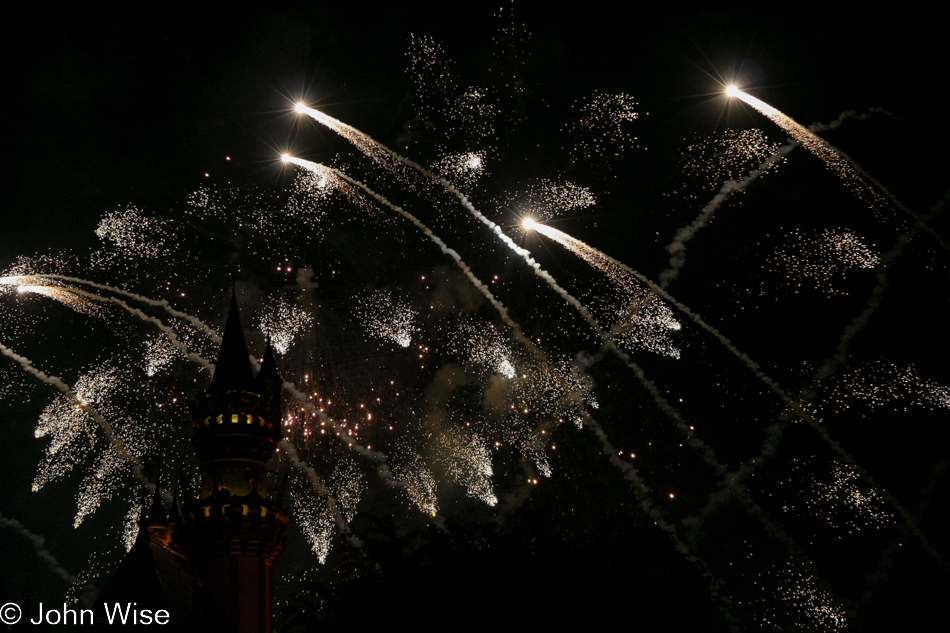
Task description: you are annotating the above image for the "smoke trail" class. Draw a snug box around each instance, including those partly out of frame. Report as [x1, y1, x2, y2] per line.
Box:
[808, 107, 891, 133]
[0, 511, 78, 584]
[0, 341, 142, 479]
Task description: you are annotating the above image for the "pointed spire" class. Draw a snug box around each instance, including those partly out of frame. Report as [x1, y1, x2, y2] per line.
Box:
[256, 338, 282, 385]
[209, 292, 255, 392]
[256, 337, 284, 429]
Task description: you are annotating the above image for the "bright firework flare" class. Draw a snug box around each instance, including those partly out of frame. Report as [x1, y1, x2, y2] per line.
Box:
[282, 153, 305, 167]
[522, 217, 537, 231]
[1, 277, 102, 317]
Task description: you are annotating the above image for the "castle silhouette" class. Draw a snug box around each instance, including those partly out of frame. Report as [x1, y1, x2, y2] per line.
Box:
[96, 295, 286, 632]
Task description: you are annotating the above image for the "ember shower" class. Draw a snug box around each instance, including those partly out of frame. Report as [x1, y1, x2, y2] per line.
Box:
[1, 9, 947, 632]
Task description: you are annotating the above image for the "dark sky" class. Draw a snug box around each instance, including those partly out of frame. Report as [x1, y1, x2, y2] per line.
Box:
[2, 5, 948, 631]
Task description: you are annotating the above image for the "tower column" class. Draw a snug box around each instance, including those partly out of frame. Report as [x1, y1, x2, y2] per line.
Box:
[184, 295, 287, 633]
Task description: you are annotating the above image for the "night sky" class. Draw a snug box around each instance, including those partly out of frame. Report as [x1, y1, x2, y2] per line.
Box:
[2, 5, 948, 631]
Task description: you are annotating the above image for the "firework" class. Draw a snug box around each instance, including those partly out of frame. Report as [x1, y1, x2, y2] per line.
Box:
[2, 17, 946, 629]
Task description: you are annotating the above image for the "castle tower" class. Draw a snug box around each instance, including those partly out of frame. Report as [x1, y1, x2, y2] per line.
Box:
[185, 294, 287, 633]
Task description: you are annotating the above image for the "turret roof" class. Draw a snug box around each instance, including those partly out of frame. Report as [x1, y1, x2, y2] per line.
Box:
[208, 293, 255, 393]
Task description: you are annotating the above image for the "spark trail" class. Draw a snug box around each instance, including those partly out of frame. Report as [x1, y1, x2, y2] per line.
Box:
[291, 109, 685, 417]
[726, 88, 949, 254]
[294, 104, 553, 274]
[284, 157, 689, 536]
[726, 86, 886, 210]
